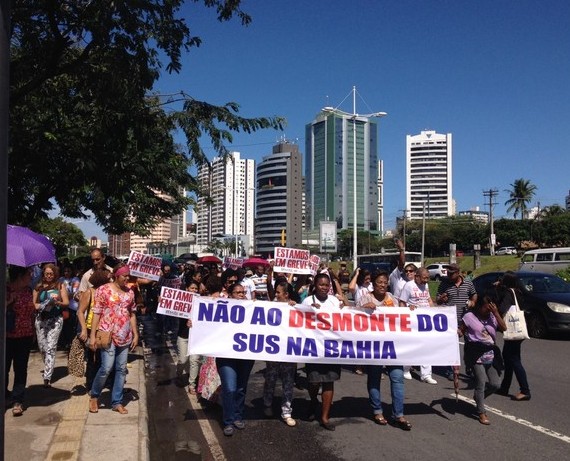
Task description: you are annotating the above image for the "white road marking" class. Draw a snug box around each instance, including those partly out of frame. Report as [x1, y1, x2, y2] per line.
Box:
[166, 339, 227, 461]
[454, 394, 570, 444]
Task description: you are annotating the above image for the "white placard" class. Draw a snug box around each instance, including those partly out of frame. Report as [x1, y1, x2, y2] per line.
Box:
[127, 251, 162, 281]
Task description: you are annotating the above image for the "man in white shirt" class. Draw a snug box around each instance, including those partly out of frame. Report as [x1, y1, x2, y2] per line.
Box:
[398, 267, 437, 385]
[240, 268, 257, 300]
[78, 248, 113, 295]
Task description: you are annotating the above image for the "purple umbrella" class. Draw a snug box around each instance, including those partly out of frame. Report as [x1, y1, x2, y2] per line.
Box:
[7, 225, 56, 267]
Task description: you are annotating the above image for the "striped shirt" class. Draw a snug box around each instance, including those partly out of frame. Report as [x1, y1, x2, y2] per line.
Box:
[437, 277, 477, 323]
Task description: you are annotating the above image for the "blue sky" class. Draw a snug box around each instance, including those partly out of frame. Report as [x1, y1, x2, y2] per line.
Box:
[76, 0, 570, 239]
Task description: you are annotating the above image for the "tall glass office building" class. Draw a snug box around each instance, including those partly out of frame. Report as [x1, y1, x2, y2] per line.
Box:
[305, 111, 381, 232]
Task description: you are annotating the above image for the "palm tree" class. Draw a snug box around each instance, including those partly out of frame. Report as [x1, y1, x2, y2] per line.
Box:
[504, 178, 537, 220]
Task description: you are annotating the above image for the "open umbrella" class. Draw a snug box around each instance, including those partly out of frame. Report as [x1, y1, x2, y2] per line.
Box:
[242, 257, 269, 268]
[197, 255, 222, 264]
[7, 224, 56, 267]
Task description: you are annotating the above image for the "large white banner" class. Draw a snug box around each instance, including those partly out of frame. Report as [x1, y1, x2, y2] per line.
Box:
[189, 298, 460, 366]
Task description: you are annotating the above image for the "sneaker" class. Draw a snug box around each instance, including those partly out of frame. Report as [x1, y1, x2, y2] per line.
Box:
[444, 370, 455, 381]
[421, 376, 438, 385]
[263, 406, 274, 418]
[403, 371, 413, 380]
[223, 425, 234, 436]
[233, 420, 245, 430]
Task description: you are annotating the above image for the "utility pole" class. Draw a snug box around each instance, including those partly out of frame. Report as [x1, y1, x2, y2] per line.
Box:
[483, 188, 499, 255]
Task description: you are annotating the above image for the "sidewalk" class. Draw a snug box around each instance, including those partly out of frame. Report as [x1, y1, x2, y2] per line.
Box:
[4, 346, 149, 461]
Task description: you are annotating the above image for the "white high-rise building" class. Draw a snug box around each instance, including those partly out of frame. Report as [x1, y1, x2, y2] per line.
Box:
[196, 152, 255, 253]
[406, 130, 453, 220]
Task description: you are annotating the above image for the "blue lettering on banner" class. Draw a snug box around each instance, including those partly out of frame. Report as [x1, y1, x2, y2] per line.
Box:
[286, 337, 318, 357]
[324, 340, 397, 359]
[197, 300, 245, 324]
[250, 307, 283, 326]
[232, 333, 281, 354]
[432, 313, 448, 331]
[417, 314, 448, 332]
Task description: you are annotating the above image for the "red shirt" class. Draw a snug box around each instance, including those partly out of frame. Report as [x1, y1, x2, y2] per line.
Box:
[6, 285, 35, 338]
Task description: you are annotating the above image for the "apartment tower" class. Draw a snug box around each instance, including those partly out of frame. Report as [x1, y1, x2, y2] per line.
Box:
[406, 130, 453, 220]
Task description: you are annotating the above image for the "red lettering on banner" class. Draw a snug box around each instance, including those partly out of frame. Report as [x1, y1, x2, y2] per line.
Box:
[288, 310, 412, 333]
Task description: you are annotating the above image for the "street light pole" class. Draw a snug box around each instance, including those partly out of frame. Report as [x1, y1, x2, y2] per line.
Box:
[352, 86, 358, 270]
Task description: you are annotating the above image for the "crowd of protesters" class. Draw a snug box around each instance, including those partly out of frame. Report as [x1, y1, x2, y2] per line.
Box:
[5, 245, 531, 433]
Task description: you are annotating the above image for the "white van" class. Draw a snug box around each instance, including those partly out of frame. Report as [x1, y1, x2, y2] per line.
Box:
[518, 247, 570, 274]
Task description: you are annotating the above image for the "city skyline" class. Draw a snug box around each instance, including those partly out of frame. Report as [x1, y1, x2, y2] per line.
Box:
[73, 1, 569, 240]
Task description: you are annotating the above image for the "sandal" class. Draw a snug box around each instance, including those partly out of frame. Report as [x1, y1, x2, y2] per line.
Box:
[12, 403, 23, 417]
[373, 414, 388, 425]
[188, 387, 197, 395]
[320, 421, 335, 431]
[478, 413, 490, 425]
[393, 417, 412, 431]
[88, 398, 99, 413]
[112, 404, 128, 414]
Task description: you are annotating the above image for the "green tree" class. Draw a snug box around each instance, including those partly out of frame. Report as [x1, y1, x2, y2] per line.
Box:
[504, 178, 537, 220]
[35, 217, 87, 258]
[9, 0, 284, 235]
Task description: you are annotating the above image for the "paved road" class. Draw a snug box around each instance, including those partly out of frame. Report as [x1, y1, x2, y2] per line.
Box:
[144, 328, 570, 461]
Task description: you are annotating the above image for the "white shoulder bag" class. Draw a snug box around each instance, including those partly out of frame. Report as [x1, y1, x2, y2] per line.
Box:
[502, 288, 530, 341]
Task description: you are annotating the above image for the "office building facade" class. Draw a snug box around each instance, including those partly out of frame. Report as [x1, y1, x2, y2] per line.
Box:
[406, 130, 453, 220]
[305, 110, 381, 232]
[255, 141, 303, 255]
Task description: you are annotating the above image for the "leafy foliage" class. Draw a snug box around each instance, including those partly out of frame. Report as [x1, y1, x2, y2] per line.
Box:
[34, 217, 87, 257]
[9, 0, 284, 235]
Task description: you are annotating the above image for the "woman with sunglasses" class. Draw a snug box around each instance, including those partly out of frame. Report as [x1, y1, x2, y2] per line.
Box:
[33, 263, 69, 388]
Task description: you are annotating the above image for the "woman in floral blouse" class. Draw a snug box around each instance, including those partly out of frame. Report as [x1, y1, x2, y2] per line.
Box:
[88, 263, 139, 414]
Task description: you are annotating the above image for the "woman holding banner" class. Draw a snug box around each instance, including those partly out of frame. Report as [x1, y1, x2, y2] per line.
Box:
[262, 280, 300, 427]
[356, 271, 412, 430]
[216, 283, 255, 436]
[301, 273, 342, 431]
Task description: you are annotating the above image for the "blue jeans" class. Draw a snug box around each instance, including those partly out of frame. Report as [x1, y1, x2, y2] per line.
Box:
[90, 342, 130, 407]
[367, 365, 405, 418]
[216, 357, 255, 427]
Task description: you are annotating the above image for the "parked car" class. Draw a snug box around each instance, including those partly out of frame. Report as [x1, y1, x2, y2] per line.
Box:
[472, 271, 570, 338]
[426, 263, 450, 281]
[496, 246, 517, 255]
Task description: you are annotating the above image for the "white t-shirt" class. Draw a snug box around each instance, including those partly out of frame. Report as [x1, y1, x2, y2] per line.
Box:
[302, 294, 341, 310]
[399, 280, 432, 308]
[240, 277, 256, 300]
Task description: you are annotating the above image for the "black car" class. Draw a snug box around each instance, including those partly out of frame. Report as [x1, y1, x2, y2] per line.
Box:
[472, 271, 570, 338]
